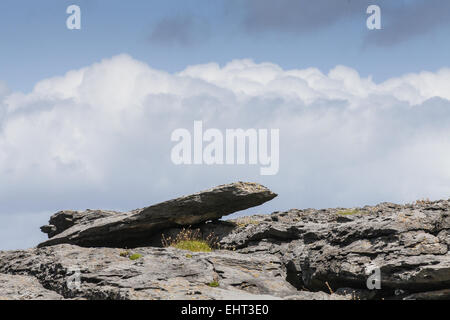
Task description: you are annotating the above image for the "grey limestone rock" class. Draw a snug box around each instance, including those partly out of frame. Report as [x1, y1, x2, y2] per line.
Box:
[38, 182, 277, 248]
[0, 273, 63, 300]
[1, 183, 448, 300]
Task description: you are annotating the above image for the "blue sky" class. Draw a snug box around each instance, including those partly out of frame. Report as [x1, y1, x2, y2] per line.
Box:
[1, 1, 450, 250]
[1, 0, 450, 92]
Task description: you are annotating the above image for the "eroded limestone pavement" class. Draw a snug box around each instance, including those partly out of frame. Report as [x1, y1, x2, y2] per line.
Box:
[0, 182, 449, 300]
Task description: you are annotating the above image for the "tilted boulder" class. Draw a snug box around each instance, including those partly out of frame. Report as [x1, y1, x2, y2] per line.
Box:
[38, 182, 277, 248]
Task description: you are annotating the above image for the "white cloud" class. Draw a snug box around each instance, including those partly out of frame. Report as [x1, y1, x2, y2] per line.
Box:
[2, 54, 450, 248]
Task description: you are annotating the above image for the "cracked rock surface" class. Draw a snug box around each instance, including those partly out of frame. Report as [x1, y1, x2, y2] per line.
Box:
[0, 245, 344, 300]
[0, 183, 449, 300]
[213, 201, 450, 298]
[0, 274, 63, 300]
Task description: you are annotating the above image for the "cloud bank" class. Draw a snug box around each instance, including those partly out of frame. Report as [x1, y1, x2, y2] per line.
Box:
[2, 54, 450, 249]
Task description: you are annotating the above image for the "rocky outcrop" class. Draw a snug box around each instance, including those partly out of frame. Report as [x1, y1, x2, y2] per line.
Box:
[213, 201, 450, 299]
[0, 182, 449, 300]
[38, 182, 277, 248]
[142, 200, 450, 299]
[0, 245, 345, 300]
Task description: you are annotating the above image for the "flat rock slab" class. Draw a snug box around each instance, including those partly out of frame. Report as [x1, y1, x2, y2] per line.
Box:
[38, 182, 277, 248]
[0, 274, 63, 300]
[0, 245, 311, 300]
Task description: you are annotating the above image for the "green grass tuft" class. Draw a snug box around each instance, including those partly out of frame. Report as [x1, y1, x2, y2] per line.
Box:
[162, 227, 219, 252]
[173, 240, 212, 253]
[129, 253, 143, 261]
[207, 281, 220, 288]
[119, 251, 129, 257]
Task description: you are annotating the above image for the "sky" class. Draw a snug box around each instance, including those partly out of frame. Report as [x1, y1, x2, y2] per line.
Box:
[1, 0, 450, 250]
[1, 0, 450, 92]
